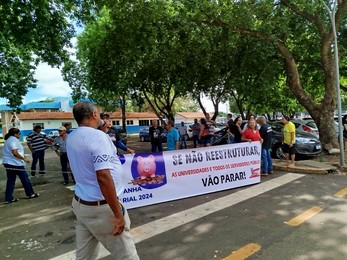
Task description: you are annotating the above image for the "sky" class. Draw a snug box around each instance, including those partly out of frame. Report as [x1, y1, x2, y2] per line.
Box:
[0, 63, 228, 113]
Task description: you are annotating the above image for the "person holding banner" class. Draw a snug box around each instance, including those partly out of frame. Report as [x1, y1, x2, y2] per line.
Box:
[258, 116, 273, 176]
[191, 118, 200, 148]
[241, 119, 263, 143]
[66, 102, 139, 260]
[149, 120, 164, 152]
[165, 120, 180, 151]
[229, 116, 243, 143]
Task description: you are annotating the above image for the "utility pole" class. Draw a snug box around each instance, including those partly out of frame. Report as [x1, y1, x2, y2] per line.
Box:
[322, 0, 344, 166]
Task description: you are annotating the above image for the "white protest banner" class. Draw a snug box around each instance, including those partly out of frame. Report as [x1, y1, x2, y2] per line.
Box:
[118, 142, 261, 209]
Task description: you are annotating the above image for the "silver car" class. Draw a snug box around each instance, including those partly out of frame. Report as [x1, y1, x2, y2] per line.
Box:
[272, 118, 319, 139]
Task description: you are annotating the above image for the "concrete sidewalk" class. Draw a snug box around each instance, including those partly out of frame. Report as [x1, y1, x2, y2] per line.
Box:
[273, 159, 338, 175]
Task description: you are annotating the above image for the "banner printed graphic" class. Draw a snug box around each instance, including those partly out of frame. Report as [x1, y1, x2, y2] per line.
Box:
[119, 142, 261, 209]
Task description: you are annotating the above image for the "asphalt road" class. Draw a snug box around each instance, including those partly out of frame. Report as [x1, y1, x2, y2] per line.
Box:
[1, 137, 347, 260]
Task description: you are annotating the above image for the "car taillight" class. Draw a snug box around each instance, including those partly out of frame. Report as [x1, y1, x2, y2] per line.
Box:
[302, 125, 313, 133]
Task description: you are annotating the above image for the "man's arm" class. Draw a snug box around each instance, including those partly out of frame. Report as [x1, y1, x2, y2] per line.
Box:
[289, 132, 295, 147]
[27, 141, 34, 153]
[96, 169, 125, 236]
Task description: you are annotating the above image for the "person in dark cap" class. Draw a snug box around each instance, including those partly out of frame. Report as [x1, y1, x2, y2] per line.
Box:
[100, 113, 134, 154]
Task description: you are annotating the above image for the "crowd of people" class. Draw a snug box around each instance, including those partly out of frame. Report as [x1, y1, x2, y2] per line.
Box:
[146, 112, 295, 175]
[2, 103, 297, 259]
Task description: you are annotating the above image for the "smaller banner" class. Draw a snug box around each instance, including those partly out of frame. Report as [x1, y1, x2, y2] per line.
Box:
[118, 142, 261, 209]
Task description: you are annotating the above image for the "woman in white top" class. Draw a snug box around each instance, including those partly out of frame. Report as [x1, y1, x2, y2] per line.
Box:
[3, 128, 39, 204]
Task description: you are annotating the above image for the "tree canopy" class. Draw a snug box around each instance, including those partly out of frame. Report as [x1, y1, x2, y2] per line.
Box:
[0, 0, 77, 107]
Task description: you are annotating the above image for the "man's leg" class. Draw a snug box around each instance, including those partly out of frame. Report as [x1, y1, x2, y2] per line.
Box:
[193, 135, 197, 148]
[290, 153, 296, 166]
[60, 153, 69, 184]
[93, 205, 139, 260]
[31, 152, 39, 176]
[267, 149, 273, 173]
[151, 143, 156, 152]
[38, 150, 45, 174]
[261, 149, 268, 174]
[289, 145, 296, 167]
[72, 199, 100, 260]
[158, 142, 163, 152]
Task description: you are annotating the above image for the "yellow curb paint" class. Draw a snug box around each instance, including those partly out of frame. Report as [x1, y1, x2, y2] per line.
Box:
[284, 206, 323, 227]
[334, 187, 347, 198]
[223, 243, 261, 260]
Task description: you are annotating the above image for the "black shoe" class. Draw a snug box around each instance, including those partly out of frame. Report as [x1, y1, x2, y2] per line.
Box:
[26, 193, 39, 199]
[4, 198, 19, 204]
[63, 182, 69, 185]
[39, 172, 46, 175]
[31, 172, 36, 176]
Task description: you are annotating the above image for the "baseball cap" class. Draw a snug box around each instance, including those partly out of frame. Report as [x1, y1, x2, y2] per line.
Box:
[59, 126, 66, 131]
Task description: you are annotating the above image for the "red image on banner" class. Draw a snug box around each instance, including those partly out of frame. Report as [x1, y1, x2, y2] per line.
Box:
[249, 167, 260, 178]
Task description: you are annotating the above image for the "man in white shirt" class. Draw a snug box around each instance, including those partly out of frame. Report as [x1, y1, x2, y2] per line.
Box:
[66, 102, 139, 260]
[177, 121, 188, 149]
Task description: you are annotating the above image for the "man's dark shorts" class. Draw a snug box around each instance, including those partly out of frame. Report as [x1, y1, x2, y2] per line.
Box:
[282, 143, 296, 155]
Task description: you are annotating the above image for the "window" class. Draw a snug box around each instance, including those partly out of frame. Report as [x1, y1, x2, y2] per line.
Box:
[139, 120, 150, 126]
[33, 123, 45, 129]
[112, 120, 120, 126]
[126, 120, 134, 125]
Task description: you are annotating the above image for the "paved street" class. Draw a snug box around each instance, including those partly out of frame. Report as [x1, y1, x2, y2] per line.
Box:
[1, 138, 347, 260]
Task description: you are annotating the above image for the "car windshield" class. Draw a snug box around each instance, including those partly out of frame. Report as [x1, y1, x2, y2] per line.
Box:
[305, 121, 318, 129]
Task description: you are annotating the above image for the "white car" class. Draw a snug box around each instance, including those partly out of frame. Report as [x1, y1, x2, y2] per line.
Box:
[48, 130, 59, 139]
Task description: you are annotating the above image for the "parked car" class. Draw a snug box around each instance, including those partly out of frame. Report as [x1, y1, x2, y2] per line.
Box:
[48, 130, 59, 139]
[116, 127, 127, 145]
[269, 119, 319, 139]
[269, 122, 322, 159]
[139, 126, 167, 142]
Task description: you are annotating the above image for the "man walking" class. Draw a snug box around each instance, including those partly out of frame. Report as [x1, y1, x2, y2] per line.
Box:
[258, 116, 273, 176]
[149, 120, 164, 152]
[165, 120, 179, 151]
[66, 102, 139, 260]
[27, 125, 47, 176]
[191, 118, 200, 148]
[177, 121, 188, 149]
[51, 126, 75, 185]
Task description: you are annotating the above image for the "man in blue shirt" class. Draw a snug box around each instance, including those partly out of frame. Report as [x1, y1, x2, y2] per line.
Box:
[165, 120, 179, 151]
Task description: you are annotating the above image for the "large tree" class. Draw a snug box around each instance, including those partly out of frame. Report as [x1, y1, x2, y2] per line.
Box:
[0, 0, 77, 108]
[195, 0, 347, 150]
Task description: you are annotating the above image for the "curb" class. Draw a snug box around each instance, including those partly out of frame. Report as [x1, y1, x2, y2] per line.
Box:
[273, 159, 337, 175]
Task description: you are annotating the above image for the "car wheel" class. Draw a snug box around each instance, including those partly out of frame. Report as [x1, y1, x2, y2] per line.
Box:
[272, 143, 285, 159]
[140, 136, 145, 142]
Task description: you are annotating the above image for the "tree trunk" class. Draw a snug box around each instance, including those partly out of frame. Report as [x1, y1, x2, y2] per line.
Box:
[121, 95, 127, 133]
[277, 41, 339, 151]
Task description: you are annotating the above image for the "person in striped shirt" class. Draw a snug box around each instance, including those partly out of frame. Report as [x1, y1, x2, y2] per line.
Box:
[27, 125, 48, 176]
